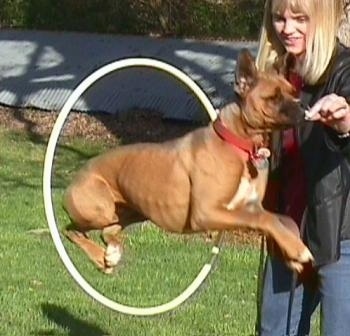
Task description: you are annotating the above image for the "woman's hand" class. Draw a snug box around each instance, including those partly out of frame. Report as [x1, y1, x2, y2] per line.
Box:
[307, 93, 350, 135]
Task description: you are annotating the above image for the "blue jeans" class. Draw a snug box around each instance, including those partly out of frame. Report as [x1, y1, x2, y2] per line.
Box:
[259, 240, 350, 336]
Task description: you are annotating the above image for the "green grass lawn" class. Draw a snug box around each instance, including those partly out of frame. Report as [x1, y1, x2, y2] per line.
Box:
[0, 125, 319, 336]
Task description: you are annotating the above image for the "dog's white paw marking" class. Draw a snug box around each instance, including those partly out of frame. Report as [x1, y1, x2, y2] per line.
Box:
[288, 261, 303, 273]
[300, 248, 314, 263]
[105, 244, 122, 268]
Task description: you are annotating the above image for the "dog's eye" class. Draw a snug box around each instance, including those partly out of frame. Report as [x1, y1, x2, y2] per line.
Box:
[265, 88, 282, 102]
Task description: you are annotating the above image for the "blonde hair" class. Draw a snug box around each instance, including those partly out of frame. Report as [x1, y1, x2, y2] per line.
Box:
[256, 0, 343, 84]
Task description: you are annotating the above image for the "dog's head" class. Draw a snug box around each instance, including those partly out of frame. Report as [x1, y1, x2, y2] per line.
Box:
[234, 49, 305, 131]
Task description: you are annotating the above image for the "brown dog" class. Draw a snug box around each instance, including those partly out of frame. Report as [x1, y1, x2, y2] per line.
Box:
[63, 49, 313, 274]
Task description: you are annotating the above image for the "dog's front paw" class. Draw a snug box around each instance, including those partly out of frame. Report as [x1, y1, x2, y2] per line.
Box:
[103, 244, 122, 274]
[284, 245, 314, 273]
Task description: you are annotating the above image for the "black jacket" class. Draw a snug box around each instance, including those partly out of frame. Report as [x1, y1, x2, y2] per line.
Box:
[294, 43, 350, 266]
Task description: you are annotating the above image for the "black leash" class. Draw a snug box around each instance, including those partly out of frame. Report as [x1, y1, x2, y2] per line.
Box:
[254, 235, 266, 336]
[255, 211, 308, 336]
[285, 269, 298, 335]
[285, 210, 307, 336]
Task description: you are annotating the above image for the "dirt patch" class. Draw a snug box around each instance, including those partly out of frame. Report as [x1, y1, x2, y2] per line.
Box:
[0, 105, 202, 145]
[1, 104, 262, 247]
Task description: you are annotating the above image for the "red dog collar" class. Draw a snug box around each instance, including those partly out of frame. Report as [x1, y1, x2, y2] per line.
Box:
[212, 117, 270, 168]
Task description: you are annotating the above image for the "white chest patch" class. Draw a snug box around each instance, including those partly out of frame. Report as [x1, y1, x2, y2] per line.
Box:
[226, 177, 259, 210]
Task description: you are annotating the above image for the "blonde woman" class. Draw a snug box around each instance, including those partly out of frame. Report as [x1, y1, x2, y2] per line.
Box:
[256, 0, 350, 335]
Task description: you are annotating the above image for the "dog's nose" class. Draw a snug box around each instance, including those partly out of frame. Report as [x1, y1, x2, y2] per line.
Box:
[285, 101, 309, 124]
[294, 100, 309, 112]
[299, 101, 310, 111]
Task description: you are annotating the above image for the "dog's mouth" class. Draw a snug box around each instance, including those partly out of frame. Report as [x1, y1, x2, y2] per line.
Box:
[303, 104, 316, 120]
[280, 101, 309, 125]
[299, 101, 312, 123]
[301, 102, 318, 123]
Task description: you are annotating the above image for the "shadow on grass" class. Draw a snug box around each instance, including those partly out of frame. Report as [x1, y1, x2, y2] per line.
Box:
[37, 303, 109, 336]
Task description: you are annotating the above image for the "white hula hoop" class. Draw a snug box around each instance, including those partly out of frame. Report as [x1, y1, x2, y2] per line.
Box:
[43, 57, 223, 316]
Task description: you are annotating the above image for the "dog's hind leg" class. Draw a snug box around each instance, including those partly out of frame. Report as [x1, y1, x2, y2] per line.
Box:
[63, 176, 125, 273]
[64, 226, 123, 274]
[64, 229, 106, 271]
[101, 224, 123, 274]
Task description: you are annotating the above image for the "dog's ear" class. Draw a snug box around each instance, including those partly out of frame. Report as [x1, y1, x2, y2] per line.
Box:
[234, 48, 258, 97]
[272, 53, 296, 78]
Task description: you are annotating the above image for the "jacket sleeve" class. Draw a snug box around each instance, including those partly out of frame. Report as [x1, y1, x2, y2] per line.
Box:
[323, 48, 350, 157]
